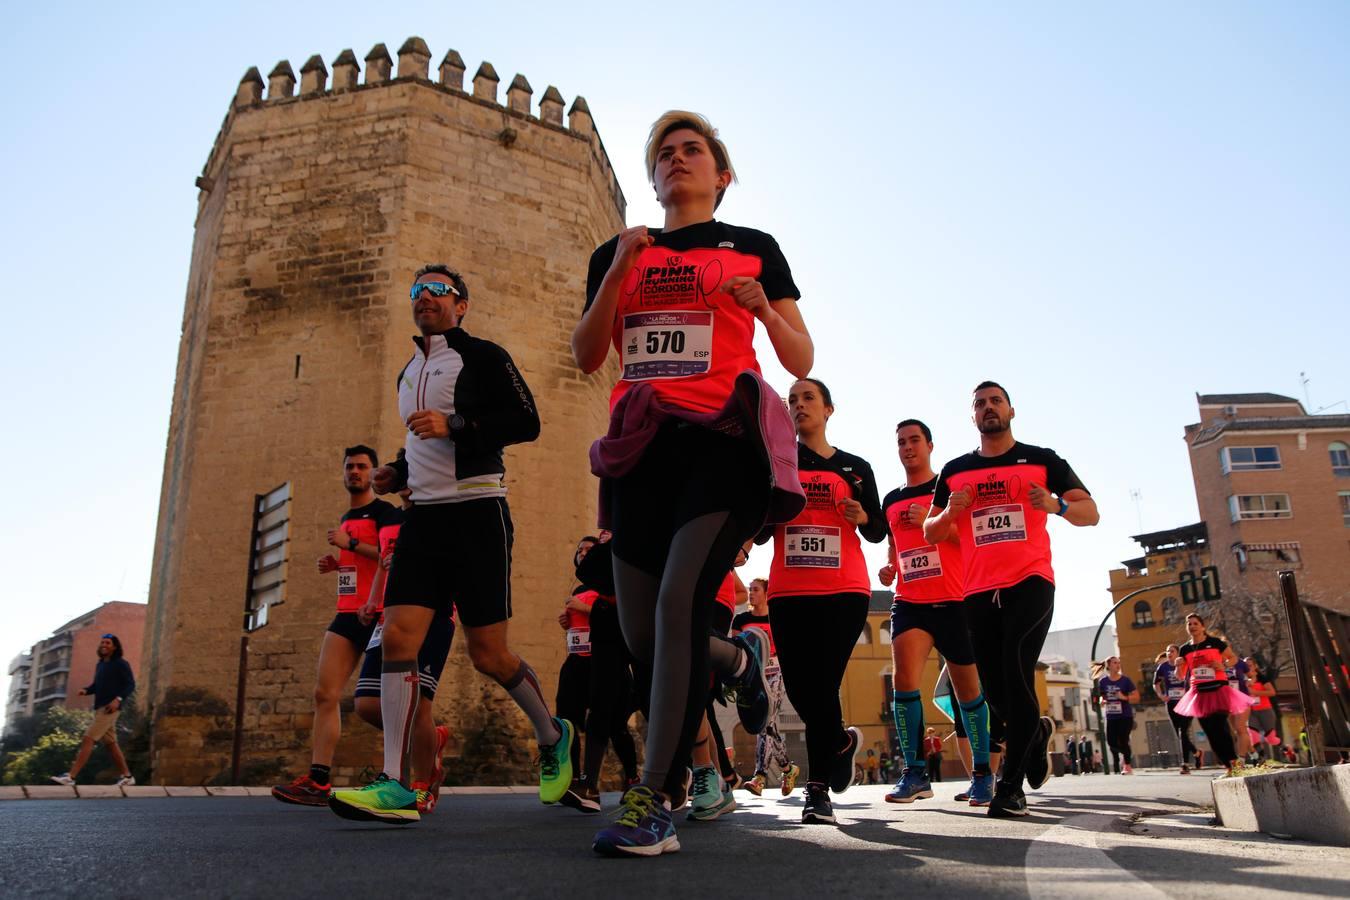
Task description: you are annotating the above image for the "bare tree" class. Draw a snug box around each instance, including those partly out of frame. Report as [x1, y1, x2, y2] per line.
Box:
[1198, 587, 1292, 677]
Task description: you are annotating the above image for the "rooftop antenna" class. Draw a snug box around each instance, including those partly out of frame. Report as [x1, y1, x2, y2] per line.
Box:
[1300, 371, 1311, 409]
[1129, 488, 1143, 533]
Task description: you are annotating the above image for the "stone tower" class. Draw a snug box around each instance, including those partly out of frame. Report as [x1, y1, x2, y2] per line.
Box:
[143, 36, 625, 784]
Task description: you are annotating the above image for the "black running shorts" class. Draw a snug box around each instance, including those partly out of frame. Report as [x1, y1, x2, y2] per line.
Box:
[889, 599, 976, 666]
[384, 498, 513, 628]
[355, 611, 456, 700]
[327, 611, 378, 649]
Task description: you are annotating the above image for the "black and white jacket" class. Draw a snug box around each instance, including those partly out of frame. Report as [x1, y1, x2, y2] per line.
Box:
[390, 328, 540, 503]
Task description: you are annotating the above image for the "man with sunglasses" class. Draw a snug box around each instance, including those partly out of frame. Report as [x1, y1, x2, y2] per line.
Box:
[329, 264, 567, 824]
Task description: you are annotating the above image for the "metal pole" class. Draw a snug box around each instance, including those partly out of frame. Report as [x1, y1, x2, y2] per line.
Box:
[231, 635, 249, 783]
[1278, 570, 1325, 766]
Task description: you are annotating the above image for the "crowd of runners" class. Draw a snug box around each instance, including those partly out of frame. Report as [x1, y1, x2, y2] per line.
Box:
[268, 109, 1120, 857]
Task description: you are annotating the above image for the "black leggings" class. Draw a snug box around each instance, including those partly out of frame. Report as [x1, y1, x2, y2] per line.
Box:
[1199, 711, 1238, 766]
[555, 654, 589, 775]
[609, 422, 767, 796]
[963, 576, 1055, 787]
[705, 604, 737, 780]
[583, 598, 638, 784]
[1106, 718, 1134, 767]
[770, 593, 870, 783]
[1166, 701, 1196, 758]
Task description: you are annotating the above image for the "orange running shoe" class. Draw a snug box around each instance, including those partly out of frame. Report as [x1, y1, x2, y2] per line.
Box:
[272, 775, 331, 807]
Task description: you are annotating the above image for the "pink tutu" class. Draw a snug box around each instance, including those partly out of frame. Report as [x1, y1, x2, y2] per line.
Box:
[1174, 685, 1256, 718]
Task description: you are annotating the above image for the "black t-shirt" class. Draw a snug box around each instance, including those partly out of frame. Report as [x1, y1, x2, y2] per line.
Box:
[584, 220, 800, 312]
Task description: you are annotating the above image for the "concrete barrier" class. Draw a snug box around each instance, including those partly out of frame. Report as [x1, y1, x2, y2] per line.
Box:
[1212, 765, 1350, 846]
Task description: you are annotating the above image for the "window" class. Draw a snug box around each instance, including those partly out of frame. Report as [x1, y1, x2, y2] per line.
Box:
[1221, 446, 1282, 474]
[1332, 442, 1350, 478]
[1161, 596, 1181, 625]
[1341, 492, 1350, 527]
[1132, 600, 1154, 628]
[856, 622, 873, 645]
[1228, 493, 1292, 521]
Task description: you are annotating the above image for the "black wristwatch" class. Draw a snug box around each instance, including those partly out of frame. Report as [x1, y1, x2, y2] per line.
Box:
[348, 536, 359, 551]
[448, 414, 467, 436]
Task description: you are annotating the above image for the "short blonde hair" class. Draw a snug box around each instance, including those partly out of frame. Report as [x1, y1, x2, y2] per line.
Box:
[645, 110, 737, 209]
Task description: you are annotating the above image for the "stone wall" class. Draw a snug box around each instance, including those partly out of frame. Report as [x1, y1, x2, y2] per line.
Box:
[144, 37, 625, 784]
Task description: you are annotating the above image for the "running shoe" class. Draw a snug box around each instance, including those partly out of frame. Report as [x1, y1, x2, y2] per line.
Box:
[1179, 765, 1191, 775]
[115, 774, 136, 787]
[271, 775, 330, 807]
[966, 773, 995, 807]
[780, 763, 801, 796]
[801, 782, 836, 825]
[689, 777, 737, 821]
[413, 782, 435, 815]
[328, 774, 419, 824]
[829, 726, 863, 794]
[49, 773, 74, 787]
[986, 781, 1028, 819]
[592, 785, 680, 857]
[726, 773, 745, 791]
[688, 766, 723, 820]
[538, 717, 575, 804]
[954, 789, 970, 802]
[430, 723, 449, 805]
[1024, 716, 1055, 790]
[745, 773, 766, 796]
[1122, 763, 1134, 775]
[884, 768, 933, 804]
[732, 630, 771, 734]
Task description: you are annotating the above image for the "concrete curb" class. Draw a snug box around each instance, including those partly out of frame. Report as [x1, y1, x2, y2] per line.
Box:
[5, 784, 542, 800]
[1212, 764, 1350, 846]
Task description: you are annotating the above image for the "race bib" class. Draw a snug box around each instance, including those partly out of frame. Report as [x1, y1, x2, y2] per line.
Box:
[899, 545, 943, 582]
[972, 504, 1027, 546]
[1168, 687, 1184, 700]
[337, 566, 358, 596]
[365, 621, 383, 652]
[785, 525, 841, 568]
[1193, 666, 1217, 681]
[1105, 701, 1123, 716]
[567, 628, 591, 655]
[1228, 679, 1240, 690]
[621, 311, 713, 380]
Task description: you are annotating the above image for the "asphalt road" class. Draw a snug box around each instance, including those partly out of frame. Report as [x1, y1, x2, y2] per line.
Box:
[3, 772, 1347, 899]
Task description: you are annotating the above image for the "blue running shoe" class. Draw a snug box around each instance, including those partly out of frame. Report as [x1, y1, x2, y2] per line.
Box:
[689, 767, 736, 822]
[967, 773, 995, 807]
[884, 768, 933, 804]
[592, 785, 680, 857]
[732, 629, 770, 735]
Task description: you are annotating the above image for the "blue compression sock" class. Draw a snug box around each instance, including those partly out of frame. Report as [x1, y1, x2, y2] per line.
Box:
[960, 692, 991, 770]
[893, 690, 925, 771]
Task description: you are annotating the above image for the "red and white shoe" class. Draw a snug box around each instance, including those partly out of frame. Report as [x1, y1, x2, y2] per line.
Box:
[431, 724, 449, 806]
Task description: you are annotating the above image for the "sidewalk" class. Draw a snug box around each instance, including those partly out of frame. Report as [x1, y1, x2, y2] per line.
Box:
[0, 784, 542, 800]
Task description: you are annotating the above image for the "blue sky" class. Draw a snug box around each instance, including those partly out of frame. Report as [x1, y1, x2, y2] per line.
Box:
[2, 2, 1347, 703]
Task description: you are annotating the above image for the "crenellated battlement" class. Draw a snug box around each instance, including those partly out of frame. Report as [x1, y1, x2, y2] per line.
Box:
[200, 36, 623, 218]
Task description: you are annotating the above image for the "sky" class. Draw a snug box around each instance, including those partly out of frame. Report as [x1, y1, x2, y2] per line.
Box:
[2, 2, 1347, 705]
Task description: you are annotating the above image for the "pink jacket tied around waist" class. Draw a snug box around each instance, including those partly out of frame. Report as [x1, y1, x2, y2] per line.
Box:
[590, 370, 805, 531]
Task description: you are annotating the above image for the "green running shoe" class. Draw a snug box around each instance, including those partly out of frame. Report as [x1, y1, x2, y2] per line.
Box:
[539, 717, 575, 804]
[328, 774, 419, 824]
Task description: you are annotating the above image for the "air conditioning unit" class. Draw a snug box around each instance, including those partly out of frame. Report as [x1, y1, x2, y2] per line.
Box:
[1224, 405, 1238, 416]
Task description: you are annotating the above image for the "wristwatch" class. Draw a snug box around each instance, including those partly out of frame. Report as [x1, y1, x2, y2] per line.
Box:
[348, 536, 359, 551]
[1056, 496, 1070, 517]
[448, 414, 467, 436]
